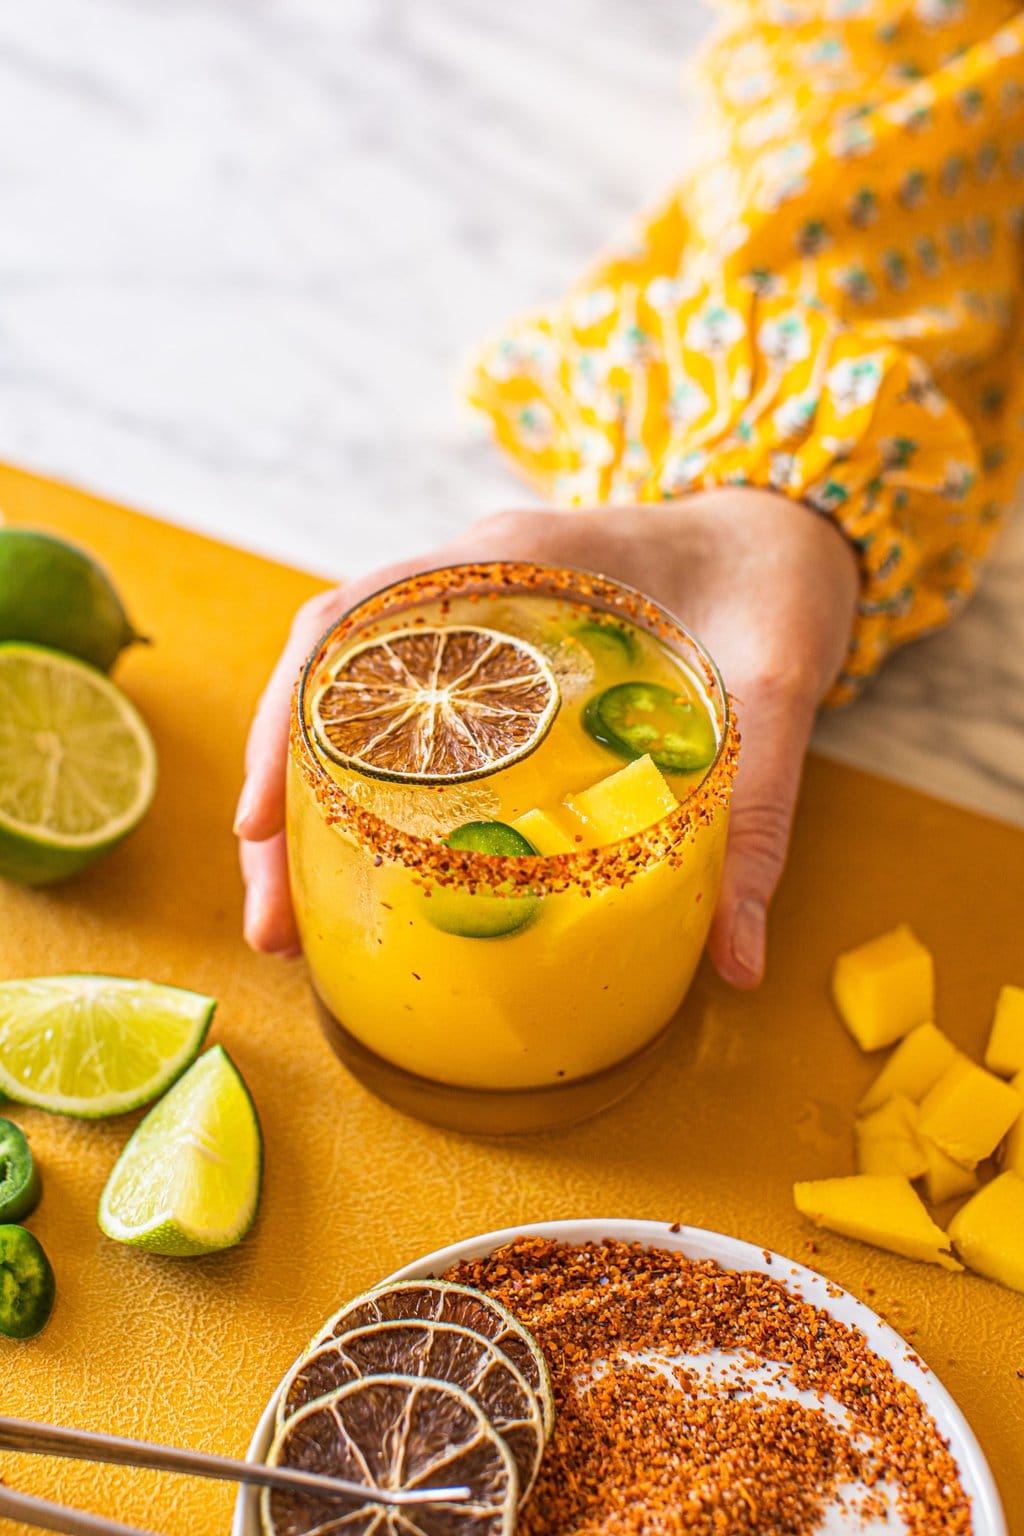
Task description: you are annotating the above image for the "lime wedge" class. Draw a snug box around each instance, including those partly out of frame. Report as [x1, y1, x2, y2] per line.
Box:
[0, 642, 157, 886]
[0, 975, 215, 1118]
[98, 1045, 262, 1256]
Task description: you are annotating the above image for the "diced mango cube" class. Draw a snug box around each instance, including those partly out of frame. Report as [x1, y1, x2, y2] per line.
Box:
[1001, 1070, 1024, 1176]
[854, 1095, 927, 1179]
[917, 1059, 1022, 1168]
[832, 925, 934, 1051]
[918, 1134, 980, 1205]
[984, 985, 1024, 1078]
[948, 1172, 1024, 1293]
[511, 807, 576, 855]
[794, 1175, 961, 1269]
[858, 1023, 959, 1112]
[564, 754, 676, 846]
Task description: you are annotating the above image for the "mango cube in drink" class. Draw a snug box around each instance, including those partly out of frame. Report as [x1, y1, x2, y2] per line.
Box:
[832, 926, 934, 1051]
[948, 1172, 1024, 1293]
[857, 1023, 960, 1113]
[918, 1135, 980, 1206]
[984, 985, 1024, 1078]
[793, 1175, 961, 1269]
[917, 1058, 1022, 1168]
[855, 1095, 927, 1179]
[511, 807, 576, 855]
[565, 754, 677, 845]
[1001, 1070, 1024, 1176]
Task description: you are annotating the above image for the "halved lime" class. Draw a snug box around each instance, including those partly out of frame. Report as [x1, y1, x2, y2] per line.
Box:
[314, 1279, 554, 1437]
[0, 642, 157, 886]
[0, 976, 215, 1118]
[427, 821, 540, 940]
[262, 1375, 517, 1536]
[276, 1321, 545, 1502]
[98, 1045, 262, 1256]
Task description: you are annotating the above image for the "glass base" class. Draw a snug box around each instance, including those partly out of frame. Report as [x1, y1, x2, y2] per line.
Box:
[313, 992, 673, 1134]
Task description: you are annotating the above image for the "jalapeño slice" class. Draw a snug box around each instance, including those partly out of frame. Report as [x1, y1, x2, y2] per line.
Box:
[583, 681, 717, 773]
[0, 1225, 55, 1339]
[571, 619, 639, 667]
[428, 821, 540, 939]
[0, 1118, 40, 1223]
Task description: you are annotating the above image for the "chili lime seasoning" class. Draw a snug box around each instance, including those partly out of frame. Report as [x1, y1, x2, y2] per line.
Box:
[444, 1237, 971, 1535]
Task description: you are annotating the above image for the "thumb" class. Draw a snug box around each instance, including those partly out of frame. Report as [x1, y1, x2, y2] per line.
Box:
[708, 683, 817, 989]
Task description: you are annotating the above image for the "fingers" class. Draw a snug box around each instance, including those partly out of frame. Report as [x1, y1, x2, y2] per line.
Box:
[708, 682, 817, 990]
[240, 832, 301, 954]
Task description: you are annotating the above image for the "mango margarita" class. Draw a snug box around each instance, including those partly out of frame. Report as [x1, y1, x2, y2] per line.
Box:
[287, 563, 737, 1131]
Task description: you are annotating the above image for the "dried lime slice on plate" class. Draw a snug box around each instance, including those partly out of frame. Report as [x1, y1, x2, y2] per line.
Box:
[276, 1321, 545, 1502]
[309, 626, 558, 783]
[99, 1045, 261, 1256]
[262, 1375, 517, 1536]
[0, 975, 215, 1118]
[312, 1279, 554, 1436]
[0, 642, 157, 885]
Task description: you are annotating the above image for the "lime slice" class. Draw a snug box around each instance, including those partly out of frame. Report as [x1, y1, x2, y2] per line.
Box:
[313, 1279, 554, 1438]
[98, 1045, 261, 1256]
[0, 975, 214, 1118]
[276, 1321, 545, 1502]
[0, 642, 157, 886]
[262, 1375, 517, 1536]
[309, 626, 559, 784]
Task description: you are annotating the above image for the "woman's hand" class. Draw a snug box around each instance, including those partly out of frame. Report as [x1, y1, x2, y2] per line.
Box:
[235, 488, 858, 986]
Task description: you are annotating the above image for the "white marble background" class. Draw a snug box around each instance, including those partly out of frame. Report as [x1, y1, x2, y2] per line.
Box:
[0, 0, 1021, 823]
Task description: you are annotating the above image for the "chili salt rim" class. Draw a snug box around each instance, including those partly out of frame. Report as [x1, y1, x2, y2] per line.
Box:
[291, 561, 739, 896]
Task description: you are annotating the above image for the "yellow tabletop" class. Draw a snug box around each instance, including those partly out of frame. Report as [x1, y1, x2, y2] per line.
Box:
[0, 463, 1021, 1535]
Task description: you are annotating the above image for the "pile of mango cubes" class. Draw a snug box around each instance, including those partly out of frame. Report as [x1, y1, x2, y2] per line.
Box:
[794, 925, 1024, 1293]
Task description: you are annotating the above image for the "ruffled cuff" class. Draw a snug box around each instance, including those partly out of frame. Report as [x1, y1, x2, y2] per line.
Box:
[465, 278, 981, 704]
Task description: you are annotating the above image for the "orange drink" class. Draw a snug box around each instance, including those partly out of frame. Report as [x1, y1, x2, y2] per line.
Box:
[287, 563, 737, 1132]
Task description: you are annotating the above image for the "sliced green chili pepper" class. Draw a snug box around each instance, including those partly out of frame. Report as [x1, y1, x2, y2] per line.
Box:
[427, 821, 540, 939]
[0, 1118, 40, 1223]
[0, 1224, 55, 1339]
[583, 681, 717, 773]
[572, 619, 640, 667]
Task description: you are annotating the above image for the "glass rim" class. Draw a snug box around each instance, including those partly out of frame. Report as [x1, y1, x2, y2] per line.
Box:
[291, 560, 739, 895]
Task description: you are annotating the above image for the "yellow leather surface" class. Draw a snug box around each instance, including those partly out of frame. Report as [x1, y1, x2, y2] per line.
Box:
[0, 463, 1021, 1535]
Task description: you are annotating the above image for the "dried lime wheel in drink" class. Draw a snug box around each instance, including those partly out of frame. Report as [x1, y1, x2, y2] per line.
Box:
[309, 626, 559, 783]
[262, 1375, 518, 1536]
[311, 1279, 554, 1436]
[276, 1321, 545, 1501]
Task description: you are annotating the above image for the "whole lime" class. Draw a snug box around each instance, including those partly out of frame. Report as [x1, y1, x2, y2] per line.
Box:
[0, 528, 145, 671]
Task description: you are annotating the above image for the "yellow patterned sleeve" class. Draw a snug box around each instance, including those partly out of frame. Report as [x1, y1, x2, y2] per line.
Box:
[466, 3, 1024, 702]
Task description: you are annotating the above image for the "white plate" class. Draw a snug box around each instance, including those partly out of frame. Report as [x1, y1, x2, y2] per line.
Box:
[233, 1218, 1005, 1536]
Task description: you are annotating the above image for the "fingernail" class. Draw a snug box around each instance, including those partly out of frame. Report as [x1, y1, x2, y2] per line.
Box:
[731, 898, 766, 982]
[234, 779, 256, 836]
[272, 944, 302, 961]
